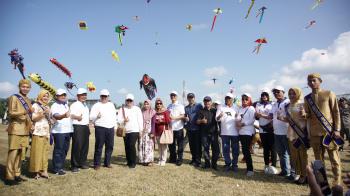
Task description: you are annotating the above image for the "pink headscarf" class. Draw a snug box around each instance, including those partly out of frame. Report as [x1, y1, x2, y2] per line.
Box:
[142, 100, 156, 130]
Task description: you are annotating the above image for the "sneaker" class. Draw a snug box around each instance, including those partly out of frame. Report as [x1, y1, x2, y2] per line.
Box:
[160, 162, 166, 166]
[232, 167, 239, 173]
[71, 168, 79, 173]
[278, 171, 288, 176]
[128, 164, 136, 169]
[55, 170, 66, 176]
[168, 159, 176, 164]
[176, 160, 183, 166]
[81, 165, 90, 169]
[224, 165, 231, 172]
[193, 162, 201, 168]
[264, 165, 269, 174]
[246, 171, 254, 177]
[5, 180, 19, 186]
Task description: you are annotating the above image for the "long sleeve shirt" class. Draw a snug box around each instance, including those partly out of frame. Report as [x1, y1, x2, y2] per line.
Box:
[117, 106, 143, 133]
[151, 111, 171, 137]
[185, 103, 203, 131]
[304, 89, 341, 136]
[197, 108, 217, 134]
[90, 102, 117, 129]
[7, 94, 33, 135]
[286, 101, 306, 141]
[237, 106, 256, 136]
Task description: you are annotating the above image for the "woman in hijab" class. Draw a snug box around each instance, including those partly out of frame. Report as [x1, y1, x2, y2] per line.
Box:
[139, 100, 156, 166]
[29, 89, 52, 179]
[151, 98, 171, 166]
[285, 87, 308, 184]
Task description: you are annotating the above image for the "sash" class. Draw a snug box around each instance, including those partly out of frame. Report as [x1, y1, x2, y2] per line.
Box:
[285, 104, 310, 149]
[14, 94, 32, 120]
[305, 94, 344, 147]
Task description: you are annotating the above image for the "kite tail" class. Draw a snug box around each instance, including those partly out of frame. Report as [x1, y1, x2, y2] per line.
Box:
[311, 2, 319, 10]
[245, 1, 255, 19]
[259, 12, 264, 23]
[210, 15, 217, 32]
[18, 64, 26, 79]
[118, 33, 123, 46]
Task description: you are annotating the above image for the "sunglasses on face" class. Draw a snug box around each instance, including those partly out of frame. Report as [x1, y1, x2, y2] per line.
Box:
[144, 102, 149, 105]
[273, 90, 281, 94]
[170, 94, 176, 97]
[100, 95, 108, 98]
[242, 98, 249, 101]
[126, 99, 133, 102]
[156, 102, 162, 105]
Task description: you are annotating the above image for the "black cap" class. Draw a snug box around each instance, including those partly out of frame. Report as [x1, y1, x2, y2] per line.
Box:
[187, 93, 195, 98]
[203, 96, 212, 102]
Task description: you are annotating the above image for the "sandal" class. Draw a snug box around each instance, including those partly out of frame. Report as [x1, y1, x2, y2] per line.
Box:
[40, 172, 49, 179]
[34, 174, 41, 180]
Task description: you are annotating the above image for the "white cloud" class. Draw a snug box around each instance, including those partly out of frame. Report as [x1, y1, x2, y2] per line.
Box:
[0, 81, 16, 97]
[239, 31, 350, 98]
[204, 66, 228, 78]
[117, 88, 128, 94]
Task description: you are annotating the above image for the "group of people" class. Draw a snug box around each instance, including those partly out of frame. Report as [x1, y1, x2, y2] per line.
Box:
[4, 73, 348, 191]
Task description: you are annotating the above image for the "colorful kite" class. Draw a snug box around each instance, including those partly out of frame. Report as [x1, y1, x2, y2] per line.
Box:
[29, 73, 56, 96]
[229, 79, 234, 85]
[211, 8, 222, 32]
[139, 74, 157, 100]
[64, 82, 77, 96]
[186, 24, 192, 31]
[252, 38, 267, 54]
[212, 78, 217, 84]
[245, 0, 255, 19]
[305, 20, 316, 29]
[8, 49, 26, 79]
[311, 0, 323, 10]
[86, 82, 96, 92]
[79, 21, 88, 30]
[115, 25, 128, 46]
[50, 58, 72, 78]
[147, 0, 151, 3]
[256, 6, 267, 23]
[111, 50, 120, 62]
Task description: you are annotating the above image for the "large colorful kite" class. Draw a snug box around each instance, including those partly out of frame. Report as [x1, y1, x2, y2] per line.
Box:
[50, 58, 72, 78]
[115, 25, 128, 46]
[8, 49, 26, 79]
[252, 38, 267, 54]
[256, 6, 267, 24]
[139, 74, 157, 100]
[29, 73, 57, 96]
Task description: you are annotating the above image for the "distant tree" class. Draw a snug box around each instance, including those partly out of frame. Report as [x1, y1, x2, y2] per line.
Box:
[0, 99, 7, 119]
[138, 102, 143, 109]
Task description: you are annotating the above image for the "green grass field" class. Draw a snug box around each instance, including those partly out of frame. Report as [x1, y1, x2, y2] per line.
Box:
[0, 124, 349, 196]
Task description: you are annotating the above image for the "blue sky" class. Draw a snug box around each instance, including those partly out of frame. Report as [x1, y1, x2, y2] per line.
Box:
[1, 0, 350, 105]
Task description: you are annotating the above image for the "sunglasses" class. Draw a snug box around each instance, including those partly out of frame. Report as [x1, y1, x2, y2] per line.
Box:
[156, 102, 162, 105]
[242, 98, 249, 101]
[170, 94, 177, 97]
[273, 90, 281, 94]
[126, 99, 133, 102]
[100, 95, 108, 98]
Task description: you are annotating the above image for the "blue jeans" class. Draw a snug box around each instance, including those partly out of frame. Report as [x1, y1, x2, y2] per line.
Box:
[221, 135, 240, 168]
[274, 134, 291, 175]
[52, 133, 72, 173]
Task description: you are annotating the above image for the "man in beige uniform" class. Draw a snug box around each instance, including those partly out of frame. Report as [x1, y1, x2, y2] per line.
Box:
[304, 73, 342, 186]
[5, 79, 33, 186]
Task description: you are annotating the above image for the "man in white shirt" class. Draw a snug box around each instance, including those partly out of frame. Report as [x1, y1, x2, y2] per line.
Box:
[90, 89, 117, 170]
[167, 91, 186, 166]
[51, 89, 73, 175]
[117, 94, 143, 169]
[269, 86, 291, 177]
[216, 93, 240, 172]
[70, 88, 90, 172]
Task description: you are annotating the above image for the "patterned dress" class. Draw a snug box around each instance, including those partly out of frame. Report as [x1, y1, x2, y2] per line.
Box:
[139, 107, 155, 163]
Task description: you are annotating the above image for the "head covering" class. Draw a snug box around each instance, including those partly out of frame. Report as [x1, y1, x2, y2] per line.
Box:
[203, 96, 212, 102]
[142, 100, 152, 111]
[56, 88, 67, 96]
[154, 98, 166, 112]
[213, 100, 221, 105]
[142, 99, 155, 130]
[170, 91, 178, 96]
[225, 92, 234, 99]
[18, 79, 31, 88]
[77, 88, 87, 95]
[242, 93, 252, 107]
[125, 93, 134, 100]
[272, 86, 285, 92]
[187, 93, 195, 98]
[36, 89, 51, 105]
[100, 89, 110, 96]
[289, 87, 303, 103]
[307, 73, 322, 82]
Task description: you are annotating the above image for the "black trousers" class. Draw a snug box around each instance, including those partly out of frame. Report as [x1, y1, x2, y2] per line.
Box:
[169, 129, 184, 162]
[188, 130, 201, 164]
[71, 125, 90, 168]
[260, 132, 277, 167]
[201, 133, 220, 166]
[52, 133, 71, 172]
[94, 126, 114, 166]
[240, 135, 253, 172]
[123, 132, 139, 167]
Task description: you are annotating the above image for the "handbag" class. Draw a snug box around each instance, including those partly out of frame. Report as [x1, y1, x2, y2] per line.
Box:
[160, 125, 173, 144]
[116, 105, 126, 137]
[260, 122, 274, 133]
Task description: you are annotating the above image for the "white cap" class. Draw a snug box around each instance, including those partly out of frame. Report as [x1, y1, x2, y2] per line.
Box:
[213, 100, 221, 105]
[100, 89, 110, 96]
[56, 88, 67, 96]
[77, 88, 87, 95]
[272, 85, 285, 92]
[225, 92, 234, 98]
[125, 93, 134, 100]
[170, 91, 178, 96]
[242, 93, 252, 98]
